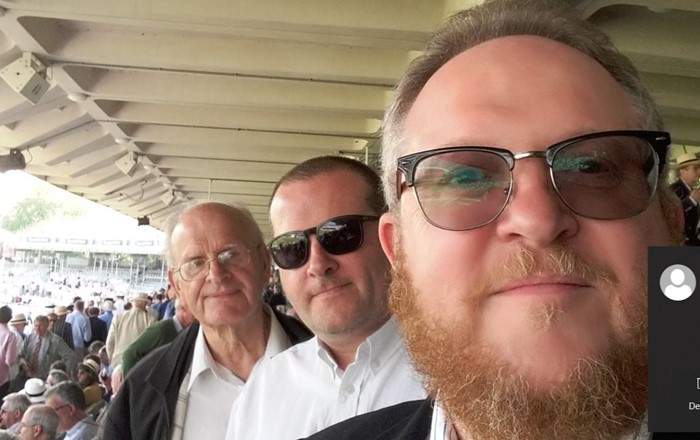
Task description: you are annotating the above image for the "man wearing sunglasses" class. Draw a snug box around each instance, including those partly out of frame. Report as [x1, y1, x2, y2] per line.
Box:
[226, 157, 425, 440]
[105, 202, 311, 439]
[305, 1, 684, 440]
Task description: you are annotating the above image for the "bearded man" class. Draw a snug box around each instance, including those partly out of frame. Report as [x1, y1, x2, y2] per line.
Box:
[305, 0, 683, 439]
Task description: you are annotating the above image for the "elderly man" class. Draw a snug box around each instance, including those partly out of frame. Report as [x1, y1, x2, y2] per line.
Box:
[1, 392, 30, 433]
[305, 1, 683, 440]
[104, 202, 311, 439]
[17, 404, 58, 440]
[227, 157, 424, 440]
[105, 292, 157, 367]
[670, 152, 700, 245]
[46, 308, 73, 351]
[44, 381, 98, 440]
[20, 317, 75, 381]
[121, 299, 195, 375]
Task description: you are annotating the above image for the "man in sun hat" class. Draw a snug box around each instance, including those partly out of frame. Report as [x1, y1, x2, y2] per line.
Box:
[670, 152, 700, 245]
[105, 293, 157, 367]
[47, 307, 74, 351]
[98, 300, 115, 329]
[20, 378, 46, 404]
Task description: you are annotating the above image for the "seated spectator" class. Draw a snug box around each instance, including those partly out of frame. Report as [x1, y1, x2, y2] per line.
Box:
[0, 392, 30, 433]
[45, 370, 70, 388]
[16, 404, 58, 440]
[19, 378, 45, 404]
[45, 381, 98, 440]
[0, 429, 18, 440]
[47, 362, 66, 375]
[75, 360, 101, 408]
[86, 342, 103, 357]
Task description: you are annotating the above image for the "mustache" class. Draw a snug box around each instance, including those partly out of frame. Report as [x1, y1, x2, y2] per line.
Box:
[472, 244, 619, 298]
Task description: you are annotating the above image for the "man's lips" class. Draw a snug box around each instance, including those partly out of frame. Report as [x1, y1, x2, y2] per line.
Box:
[489, 275, 592, 296]
[311, 282, 350, 297]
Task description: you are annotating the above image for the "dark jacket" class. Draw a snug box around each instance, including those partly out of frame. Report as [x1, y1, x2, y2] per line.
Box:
[89, 316, 108, 344]
[120, 318, 180, 376]
[305, 399, 431, 440]
[305, 399, 687, 440]
[104, 309, 312, 440]
[670, 179, 700, 246]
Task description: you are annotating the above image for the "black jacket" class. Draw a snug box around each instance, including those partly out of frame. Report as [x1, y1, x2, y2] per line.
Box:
[305, 399, 695, 440]
[304, 399, 431, 440]
[104, 309, 312, 440]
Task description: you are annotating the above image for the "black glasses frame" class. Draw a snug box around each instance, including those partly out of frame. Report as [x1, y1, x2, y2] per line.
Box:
[396, 130, 671, 230]
[269, 215, 379, 269]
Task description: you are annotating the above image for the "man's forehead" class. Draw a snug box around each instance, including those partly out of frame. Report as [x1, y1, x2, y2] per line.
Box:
[403, 35, 633, 151]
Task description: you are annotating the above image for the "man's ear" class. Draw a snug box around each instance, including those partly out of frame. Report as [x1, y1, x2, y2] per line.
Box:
[379, 212, 397, 267]
[167, 270, 182, 300]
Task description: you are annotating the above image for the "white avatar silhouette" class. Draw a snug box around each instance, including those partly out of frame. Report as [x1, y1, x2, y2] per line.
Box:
[663, 268, 693, 301]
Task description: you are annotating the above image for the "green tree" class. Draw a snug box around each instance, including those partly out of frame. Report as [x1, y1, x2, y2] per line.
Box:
[1, 190, 59, 232]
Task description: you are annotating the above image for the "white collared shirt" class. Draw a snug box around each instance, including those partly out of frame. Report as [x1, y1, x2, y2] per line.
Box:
[428, 402, 651, 440]
[226, 318, 426, 440]
[181, 306, 290, 440]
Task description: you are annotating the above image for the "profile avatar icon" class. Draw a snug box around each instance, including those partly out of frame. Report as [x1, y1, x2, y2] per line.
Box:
[659, 264, 695, 301]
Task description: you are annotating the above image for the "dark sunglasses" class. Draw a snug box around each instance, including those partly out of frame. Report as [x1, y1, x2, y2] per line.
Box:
[269, 215, 379, 269]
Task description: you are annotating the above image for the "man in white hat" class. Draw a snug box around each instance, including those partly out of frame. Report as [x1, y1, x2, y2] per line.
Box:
[671, 152, 700, 245]
[105, 292, 157, 367]
[98, 300, 115, 329]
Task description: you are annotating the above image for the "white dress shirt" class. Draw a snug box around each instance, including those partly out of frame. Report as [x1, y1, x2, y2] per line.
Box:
[226, 318, 426, 440]
[180, 307, 291, 440]
[428, 402, 651, 440]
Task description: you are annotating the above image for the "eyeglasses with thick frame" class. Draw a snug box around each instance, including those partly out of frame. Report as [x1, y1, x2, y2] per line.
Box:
[396, 130, 670, 231]
[173, 245, 253, 282]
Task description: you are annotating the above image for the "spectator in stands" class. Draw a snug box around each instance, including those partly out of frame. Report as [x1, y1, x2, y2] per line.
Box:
[105, 202, 312, 439]
[97, 302, 114, 330]
[104, 293, 157, 367]
[45, 381, 97, 440]
[0, 306, 18, 400]
[75, 359, 101, 408]
[86, 342, 103, 358]
[8, 315, 26, 347]
[65, 302, 90, 361]
[19, 317, 75, 381]
[161, 285, 176, 320]
[19, 379, 45, 405]
[46, 308, 73, 351]
[121, 299, 195, 375]
[0, 393, 30, 433]
[16, 404, 58, 440]
[45, 370, 70, 388]
[85, 308, 106, 345]
[0, 430, 19, 440]
[228, 157, 425, 440]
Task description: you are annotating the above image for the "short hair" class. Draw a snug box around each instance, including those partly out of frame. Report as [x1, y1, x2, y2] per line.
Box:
[270, 156, 387, 216]
[381, 0, 664, 211]
[23, 405, 58, 439]
[45, 381, 86, 411]
[88, 340, 104, 354]
[46, 369, 71, 386]
[0, 306, 12, 324]
[49, 360, 67, 373]
[164, 201, 264, 267]
[33, 315, 49, 326]
[87, 306, 99, 317]
[3, 392, 31, 414]
[74, 300, 84, 312]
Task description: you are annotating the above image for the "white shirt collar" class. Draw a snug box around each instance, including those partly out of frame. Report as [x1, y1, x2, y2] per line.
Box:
[315, 317, 400, 376]
[188, 304, 288, 389]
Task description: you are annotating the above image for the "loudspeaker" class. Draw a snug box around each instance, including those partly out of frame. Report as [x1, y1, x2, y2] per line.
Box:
[0, 53, 50, 104]
[0, 150, 27, 173]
